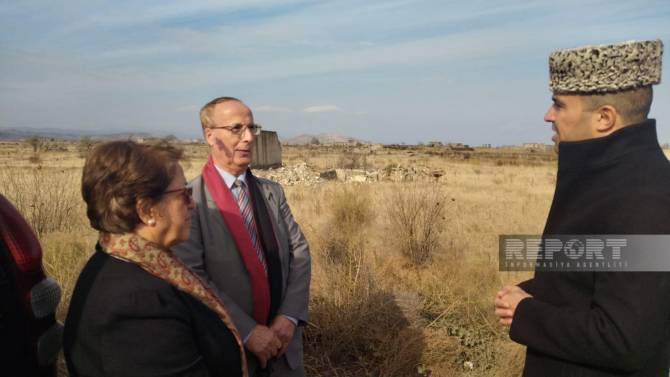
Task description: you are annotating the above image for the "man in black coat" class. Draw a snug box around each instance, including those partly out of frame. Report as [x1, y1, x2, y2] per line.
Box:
[495, 40, 670, 376]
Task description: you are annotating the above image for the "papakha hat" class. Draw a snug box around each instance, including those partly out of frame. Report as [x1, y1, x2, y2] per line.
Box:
[549, 39, 663, 94]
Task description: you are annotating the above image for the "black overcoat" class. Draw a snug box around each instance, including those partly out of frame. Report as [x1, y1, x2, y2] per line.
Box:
[511, 120, 670, 376]
[64, 246, 242, 377]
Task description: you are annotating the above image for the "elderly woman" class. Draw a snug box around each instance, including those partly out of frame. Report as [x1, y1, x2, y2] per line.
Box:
[63, 141, 247, 377]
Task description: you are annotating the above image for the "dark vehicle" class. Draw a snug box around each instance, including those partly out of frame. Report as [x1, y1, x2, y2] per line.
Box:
[0, 194, 62, 377]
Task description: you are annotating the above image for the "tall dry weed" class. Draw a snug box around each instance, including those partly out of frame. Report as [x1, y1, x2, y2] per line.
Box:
[306, 281, 424, 377]
[321, 186, 374, 273]
[387, 183, 448, 265]
[305, 185, 425, 377]
[0, 166, 86, 237]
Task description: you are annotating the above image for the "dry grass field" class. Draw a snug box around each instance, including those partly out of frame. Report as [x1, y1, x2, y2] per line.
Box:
[0, 139, 561, 377]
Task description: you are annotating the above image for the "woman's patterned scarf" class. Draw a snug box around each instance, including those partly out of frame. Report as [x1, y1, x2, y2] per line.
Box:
[99, 232, 248, 377]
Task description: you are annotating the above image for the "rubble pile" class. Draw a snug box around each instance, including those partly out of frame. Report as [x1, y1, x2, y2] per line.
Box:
[254, 163, 322, 186]
[378, 166, 445, 182]
[319, 169, 378, 183]
[254, 163, 445, 185]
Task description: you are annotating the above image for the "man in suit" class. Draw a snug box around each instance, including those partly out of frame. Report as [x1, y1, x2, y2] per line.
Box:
[173, 97, 310, 377]
[494, 40, 670, 376]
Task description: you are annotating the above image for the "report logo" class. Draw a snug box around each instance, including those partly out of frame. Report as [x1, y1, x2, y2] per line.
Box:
[499, 235, 670, 271]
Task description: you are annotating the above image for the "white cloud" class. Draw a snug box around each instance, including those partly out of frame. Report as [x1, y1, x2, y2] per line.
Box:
[254, 105, 293, 113]
[302, 105, 341, 113]
[2, 0, 669, 143]
[55, 0, 308, 35]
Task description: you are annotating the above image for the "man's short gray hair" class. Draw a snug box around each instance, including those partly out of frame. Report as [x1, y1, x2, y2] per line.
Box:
[199, 96, 243, 132]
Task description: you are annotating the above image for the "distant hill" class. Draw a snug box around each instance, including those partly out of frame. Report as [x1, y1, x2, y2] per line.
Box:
[282, 133, 365, 145]
[0, 127, 154, 140]
[0, 127, 366, 146]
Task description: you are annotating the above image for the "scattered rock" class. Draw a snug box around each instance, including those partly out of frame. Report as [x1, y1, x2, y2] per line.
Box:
[254, 163, 322, 186]
[319, 169, 337, 180]
[254, 163, 446, 185]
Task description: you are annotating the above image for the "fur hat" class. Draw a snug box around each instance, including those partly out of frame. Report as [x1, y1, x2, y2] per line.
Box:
[549, 39, 663, 94]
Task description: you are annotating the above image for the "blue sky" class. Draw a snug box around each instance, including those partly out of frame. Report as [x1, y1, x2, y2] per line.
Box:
[1, 0, 669, 145]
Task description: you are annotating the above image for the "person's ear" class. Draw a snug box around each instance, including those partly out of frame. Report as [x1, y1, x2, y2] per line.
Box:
[594, 105, 618, 133]
[204, 128, 215, 148]
[136, 198, 157, 226]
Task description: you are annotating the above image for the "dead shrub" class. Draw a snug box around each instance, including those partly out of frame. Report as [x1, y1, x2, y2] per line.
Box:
[387, 183, 448, 265]
[321, 186, 374, 272]
[305, 267, 424, 377]
[0, 167, 86, 237]
[307, 184, 425, 376]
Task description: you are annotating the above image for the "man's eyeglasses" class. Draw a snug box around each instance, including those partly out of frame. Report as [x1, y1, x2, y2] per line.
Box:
[162, 187, 193, 204]
[208, 123, 262, 136]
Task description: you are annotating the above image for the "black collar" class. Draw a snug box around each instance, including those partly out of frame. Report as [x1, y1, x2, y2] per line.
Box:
[557, 119, 660, 173]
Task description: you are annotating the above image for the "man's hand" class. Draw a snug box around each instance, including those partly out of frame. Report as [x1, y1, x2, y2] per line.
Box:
[246, 325, 282, 368]
[494, 285, 532, 326]
[270, 315, 296, 356]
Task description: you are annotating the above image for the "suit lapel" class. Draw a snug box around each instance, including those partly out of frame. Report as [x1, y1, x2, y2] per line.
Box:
[261, 185, 279, 223]
[257, 181, 289, 266]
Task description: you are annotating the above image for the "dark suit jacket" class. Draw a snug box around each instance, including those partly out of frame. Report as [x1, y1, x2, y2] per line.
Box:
[511, 121, 670, 376]
[64, 248, 242, 377]
[172, 174, 311, 372]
